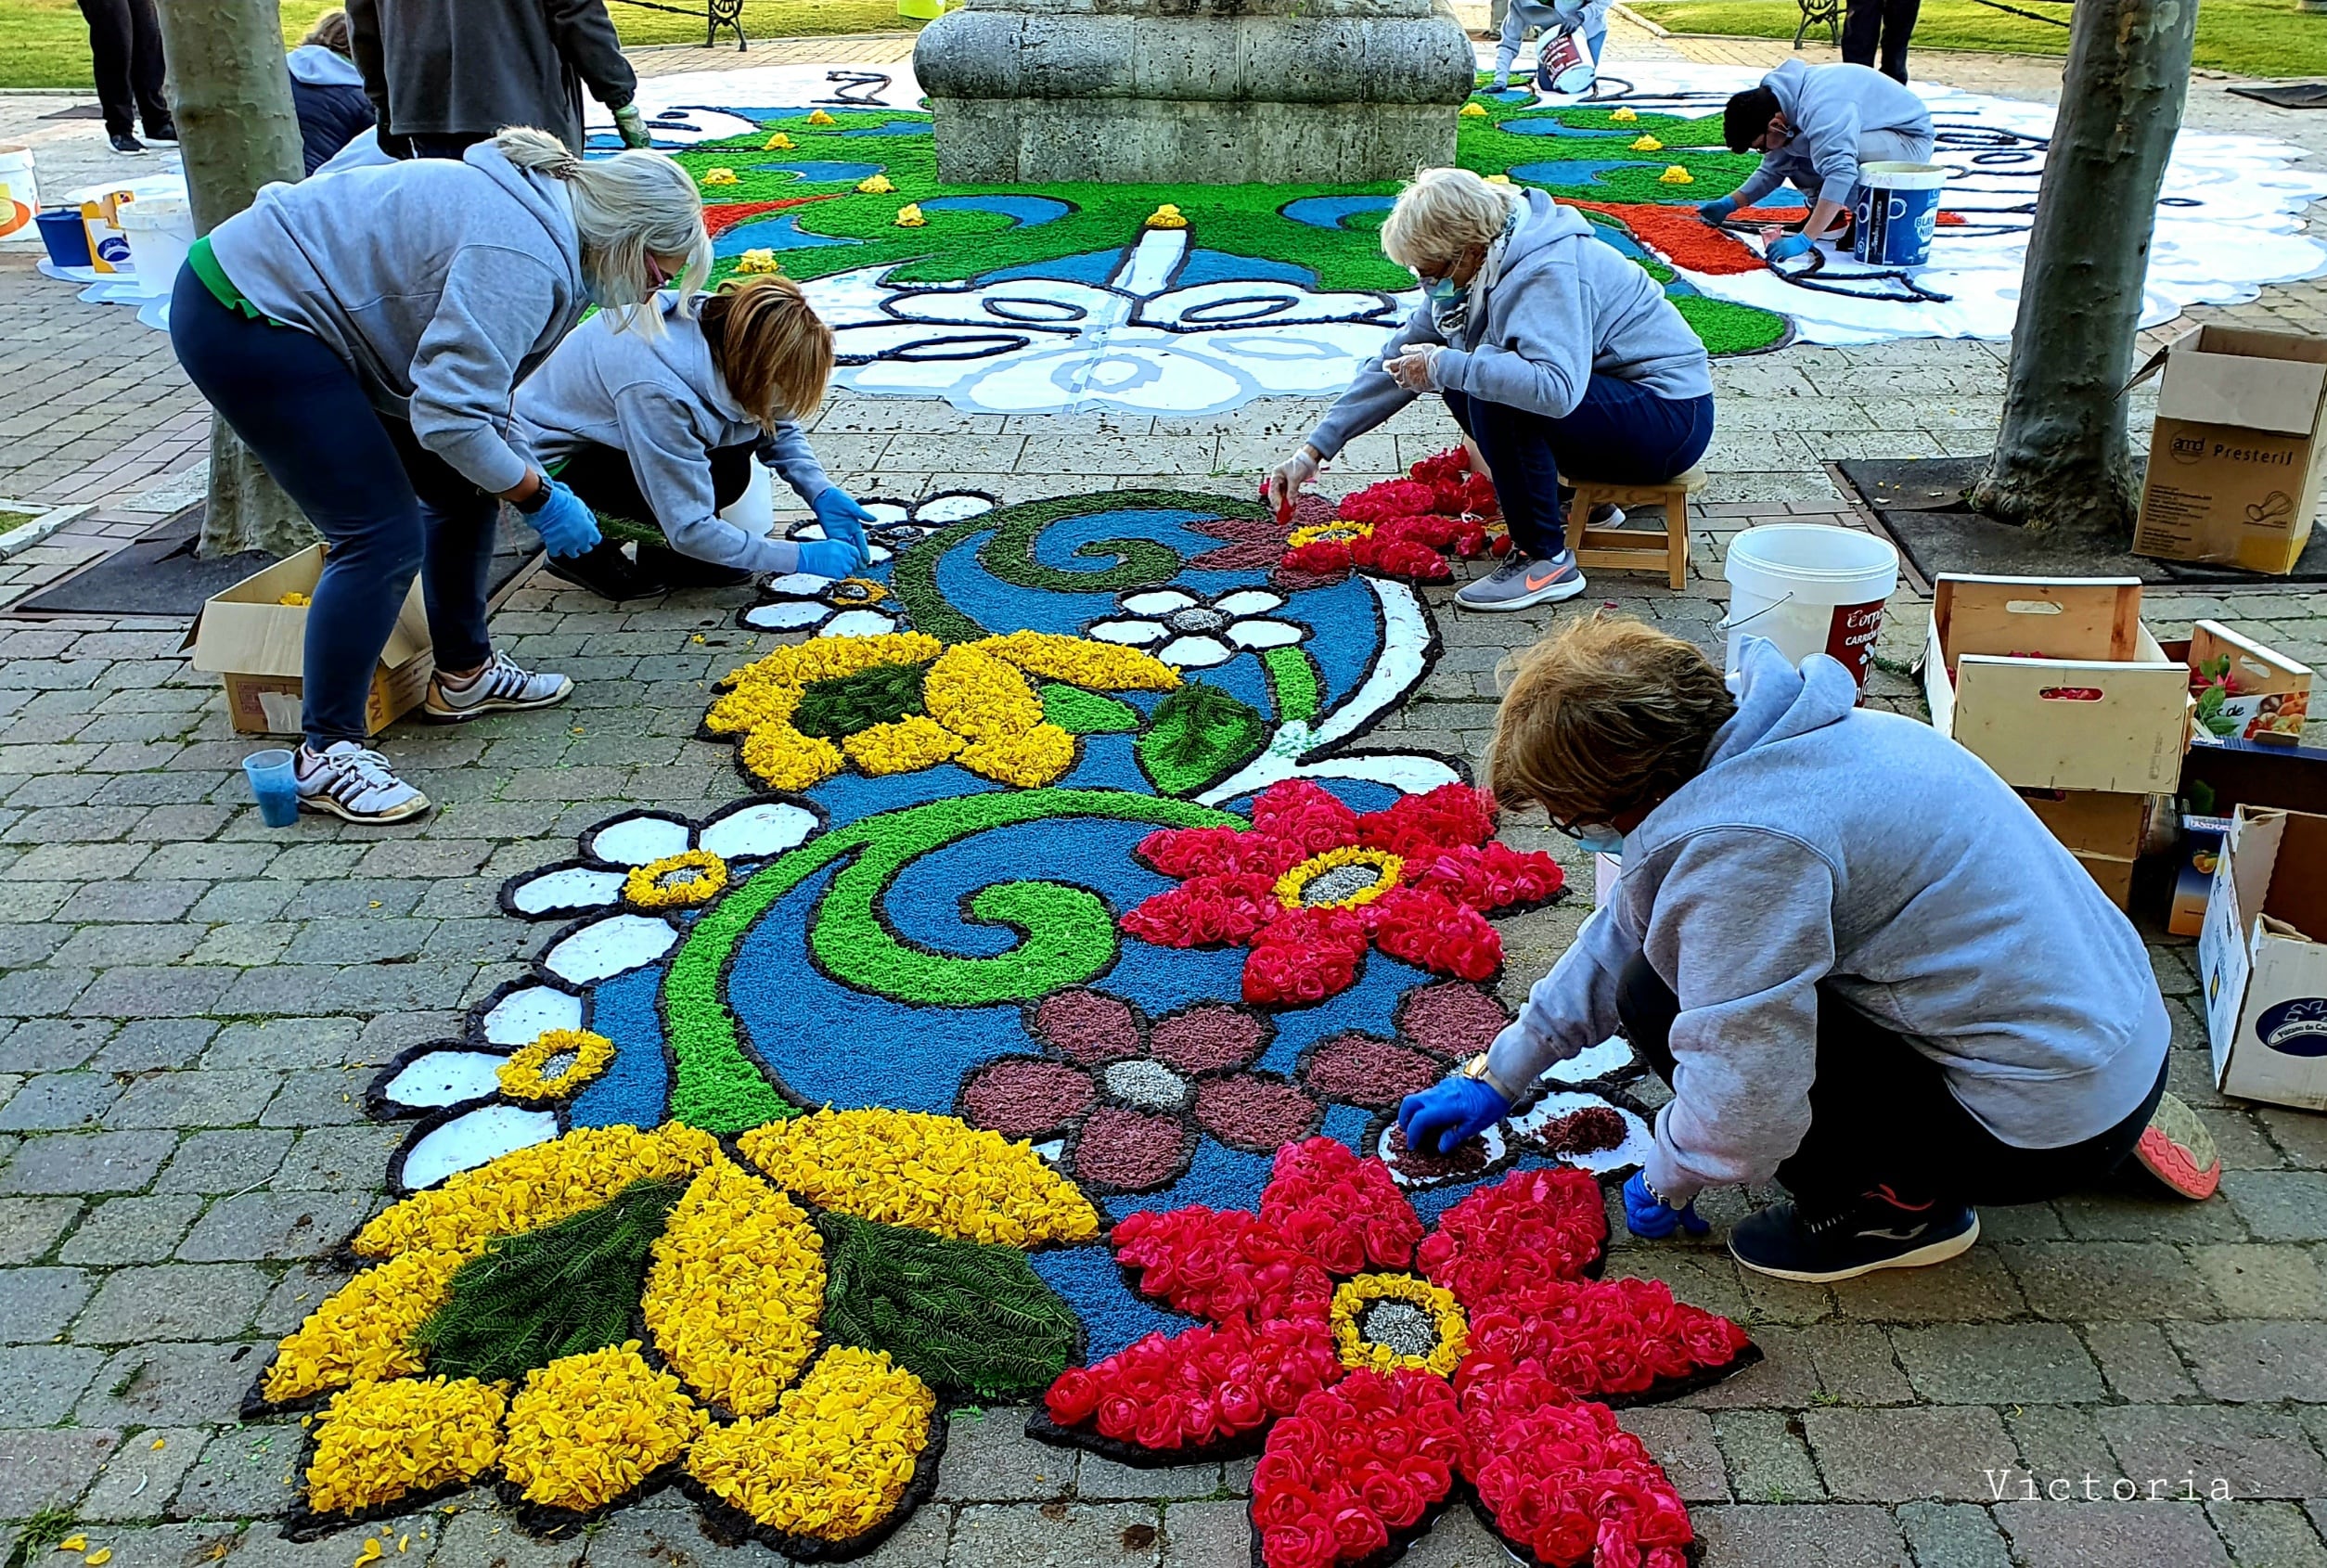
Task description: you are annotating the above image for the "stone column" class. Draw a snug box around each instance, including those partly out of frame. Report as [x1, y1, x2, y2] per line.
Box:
[914, 0, 1477, 186]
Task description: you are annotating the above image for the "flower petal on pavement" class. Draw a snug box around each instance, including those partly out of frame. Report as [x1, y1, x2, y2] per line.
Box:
[916, 491, 996, 522]
[585, 814, 693, 867]
[544, 914, 680, 983]
[742, 600, 829, 632]
[396, 1103, 560, 1190]
[1213, 588, 1286, 616]
[481, 985, 585, 1045]
[380, 1048, 508, 1110]
[958, 1058, 1100, 1138]
[1121, 588, 1198, 615]
[1150, 1003, 1269, 1073]
[1071, 1106, 1195, 1192]
[506, 865, 626, 916]
[1193, 1074, 1321, 1153]
[698, 801, 818, 860]
[1299, 1032, 1448, 1111]
[1260, 1136, 1423, 1274]
[821, 609, 901, 638]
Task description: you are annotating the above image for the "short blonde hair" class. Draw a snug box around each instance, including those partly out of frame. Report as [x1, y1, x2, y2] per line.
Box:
[492, 126, 712, 335]
[301, 7, 352, 52]
[1380, 166, 1521, 274]
[1487, 613, 1738, 826]
[702, 276, 833, 426]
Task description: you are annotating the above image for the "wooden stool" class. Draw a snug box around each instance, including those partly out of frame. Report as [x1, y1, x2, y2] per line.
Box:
[1569, 466, 1704, 591]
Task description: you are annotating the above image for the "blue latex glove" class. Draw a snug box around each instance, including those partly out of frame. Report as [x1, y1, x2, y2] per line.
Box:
[1766, 232, 1814, 263]
[1698, 197, 1738, 225]
[1623, 1171, 1711, 1240]
[527, 481, 601, 559]
[796, 538, 868, 580]
[810, 486, 875, 557]
[1397, 1076, 1510, 1157]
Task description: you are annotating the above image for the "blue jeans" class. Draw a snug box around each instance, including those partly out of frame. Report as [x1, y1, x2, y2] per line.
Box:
[169, 265, 499, 747]
[1444, 379, 1715, 559]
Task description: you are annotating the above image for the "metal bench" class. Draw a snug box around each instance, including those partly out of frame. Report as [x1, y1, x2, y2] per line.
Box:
[607, 0, 746, 50]
[1793, 0, 1840, 46]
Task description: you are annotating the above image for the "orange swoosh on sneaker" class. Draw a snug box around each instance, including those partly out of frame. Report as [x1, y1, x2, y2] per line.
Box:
[1524, 567, 1566, 590]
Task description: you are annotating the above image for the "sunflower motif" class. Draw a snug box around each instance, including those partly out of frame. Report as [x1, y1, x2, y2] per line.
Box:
[1035, 1138, 1757, 1568]
[255, 1111, 1099, 1548]
[703, 629, 1180, 792]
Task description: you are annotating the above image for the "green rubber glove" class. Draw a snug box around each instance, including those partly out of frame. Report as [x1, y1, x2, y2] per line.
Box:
[613, 104, 651, 149]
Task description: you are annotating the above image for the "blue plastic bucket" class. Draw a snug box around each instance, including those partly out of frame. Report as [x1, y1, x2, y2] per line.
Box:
[1852, 161, 1946, 268]
[35, 208, 90, 269]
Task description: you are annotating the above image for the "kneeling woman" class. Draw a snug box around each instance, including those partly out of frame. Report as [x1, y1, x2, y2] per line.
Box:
[514, 274, 873, 600]
[1266, 167, 1715, 613]
[171, 127, 710, 824]
[1399, 616, 2187, 1282]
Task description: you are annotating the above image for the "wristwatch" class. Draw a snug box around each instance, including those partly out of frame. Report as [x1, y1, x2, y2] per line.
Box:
[511, 476, 552, 514]
[1459, 1052, 1522, 1102]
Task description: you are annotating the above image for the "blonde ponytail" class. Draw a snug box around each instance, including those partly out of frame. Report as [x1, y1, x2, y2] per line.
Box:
[490, 124, 711, 336]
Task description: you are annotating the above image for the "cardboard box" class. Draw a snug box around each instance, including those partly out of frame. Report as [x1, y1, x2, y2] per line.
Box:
[2132, 325, 2327, 575]
[182, 546, 432, 737]
[2177, 622, 2313, 747]
[2169, 813, 2232, 937]
[2015, 787, 2147, 908]
[2199, 805, 2327, 1110]
[2076, 851, 2137, 911]
[1923, 574, 2191, 794]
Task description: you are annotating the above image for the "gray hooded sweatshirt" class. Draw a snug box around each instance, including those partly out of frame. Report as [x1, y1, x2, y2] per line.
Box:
[1485, 636, 2169, 1205]
[513, 294, 834, 573]
[1495, 0, 1612, 80]
[1305, 187, 1711, 460]
[208, 141, 586, 496]
[1730, 58, 1935, 210]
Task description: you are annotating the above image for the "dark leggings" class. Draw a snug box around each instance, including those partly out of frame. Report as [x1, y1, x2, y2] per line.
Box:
[554, 440, 758, 537]
[75, 0, 168, 138]
[1444, 381, 1715, 559]
[1614, 953, 2166, 1214]
[168, 266, 499, 747]
[1843, 0, 1920, 82]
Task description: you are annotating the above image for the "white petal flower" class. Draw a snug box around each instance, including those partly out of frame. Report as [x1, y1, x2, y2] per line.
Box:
[741, 492, 995, 637]
[546, 914, 681, 983]
[481, 985, 583, 1045]
[1503, 1092, 1656, 1176]
[380, 1049, 508, 1111]
[503, 805, 817, 919]
[398, 1104, 560, 1189]
[1088, 586, 1308, 671]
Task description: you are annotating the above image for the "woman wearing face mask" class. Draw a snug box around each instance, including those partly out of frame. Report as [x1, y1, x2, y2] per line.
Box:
[1263, 167, 1715, 614]
[169, 126, 710, 824]
[1397, 614, 2198, 1284]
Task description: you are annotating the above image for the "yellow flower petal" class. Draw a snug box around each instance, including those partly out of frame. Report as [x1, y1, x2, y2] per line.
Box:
[644, 1160, 826, 1417]
[261, 1248, 466, 1403]
[501, 1344, 706, 1512]
[739, 1109, 1099, 1246]
[686, 1348, 934, 1539]
[304, 1377, 506, 1516]
[354, 1124, 720, 1259]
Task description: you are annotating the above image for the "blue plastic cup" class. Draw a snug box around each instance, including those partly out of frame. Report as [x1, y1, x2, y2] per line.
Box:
[242, 748, 300, 828]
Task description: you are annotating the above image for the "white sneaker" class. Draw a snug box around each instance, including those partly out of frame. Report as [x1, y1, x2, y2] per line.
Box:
[295, 741, 431, 824]
[423, 651, 573, 722]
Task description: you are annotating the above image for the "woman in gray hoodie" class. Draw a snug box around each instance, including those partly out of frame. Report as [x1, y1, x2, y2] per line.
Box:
[168, 128, 723, 824]
[513, 275, 874, 600]
[1399, 615, 2187, 1283]
[1265, 168, 1715, 614]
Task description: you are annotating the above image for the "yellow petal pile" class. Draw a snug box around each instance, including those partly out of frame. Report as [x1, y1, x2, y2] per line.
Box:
[735, 249, 784, 275]
[709, 630, 1172, 792]
[1609, 106, 1638, 122]
[856, 173, 895, 194]
[305, 1377, 506, 1515]
[276, 591, 311, 607]
[500, 1343, 706, 1511]
[1485, 174, 1513, 185]
[1329, 1274, 1470, 1379]
[764, 132, 796, 149]
[1659, 166, 1694, 185]
[701, 168, 739, 186]
[262, 1248, 466, 1403]
[806, 109, 838, 125]
[644, 1160, 826, 1416]
[1144, 203, 1187, 229]
[496, 1028, 616, 1103]
[624, 848, 728, 911]
[894, 204, 925, 227]
[739, 1109, 1099, 1247]
[354, 1124, 720, 1259]
[686, 1348, 935, 1541]
[1630, 135, 1664, 151]
[1459, 101, 1488, 117]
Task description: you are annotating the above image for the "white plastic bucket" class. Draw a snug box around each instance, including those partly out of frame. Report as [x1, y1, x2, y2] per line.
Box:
[117, 193, 195, 298]
[1721, 523, 1900, 692]
[67, 174, 186, 274]
[0, 144, 36, 239]
[1852, 161, 1946, 268]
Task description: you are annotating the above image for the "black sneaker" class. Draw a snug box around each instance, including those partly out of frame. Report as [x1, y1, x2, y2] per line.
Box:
[1729, 1189, 1980, 1282]
[143, 119, 177, 143]
[109, 132, 147, 155]
[543, 539, 664, 601]
[636, 543, 753, 589]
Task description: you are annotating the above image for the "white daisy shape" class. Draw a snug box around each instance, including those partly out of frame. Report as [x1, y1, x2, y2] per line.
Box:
[743, 490, 996, 636]
[1086, 586, 1307, 670]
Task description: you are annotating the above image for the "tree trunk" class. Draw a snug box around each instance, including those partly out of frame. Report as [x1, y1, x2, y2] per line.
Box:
[153, 0, 316, 559]
[1967, 0, 2196, 539]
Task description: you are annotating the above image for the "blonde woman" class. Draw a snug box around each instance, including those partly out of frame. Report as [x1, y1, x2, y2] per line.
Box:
[169, 127, 710, 823]
[1399, 616, 2181, 1282]
[513, 275, 873, 600]
[1265, 168, 1714, 613]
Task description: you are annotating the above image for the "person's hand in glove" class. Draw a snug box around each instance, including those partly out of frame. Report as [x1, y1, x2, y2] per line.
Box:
[1698, 197, 1738, 226]
[1397, 1075, 1511, 1157]
[525, 481, 601, 559]
[796, 537, 868, 580]
[1264, 444, 1321, 522]
[613, 104, 652, 148]
[1386, 345, 1442, 392]
[1623, 1171, 1711, 1239]
[1766, 232, 1814, 263]
[810, 487, 875, 558]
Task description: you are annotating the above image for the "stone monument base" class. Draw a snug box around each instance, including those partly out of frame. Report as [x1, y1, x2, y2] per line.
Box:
[914, 0, 1477, 186]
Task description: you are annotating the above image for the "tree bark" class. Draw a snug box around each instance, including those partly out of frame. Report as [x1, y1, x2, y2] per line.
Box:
[152, 0, 316, 559]
[1968, 0, 2196, 539]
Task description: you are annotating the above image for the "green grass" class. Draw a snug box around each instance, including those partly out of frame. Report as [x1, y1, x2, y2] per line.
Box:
[1630, 0, 2327, 77]
[0, 0, 919, 89]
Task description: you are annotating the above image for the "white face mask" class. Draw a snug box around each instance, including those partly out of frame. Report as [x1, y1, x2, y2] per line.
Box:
[1571, 823, 1626, 857]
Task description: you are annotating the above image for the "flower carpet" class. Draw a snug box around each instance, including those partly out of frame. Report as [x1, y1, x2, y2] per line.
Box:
[565, 59, 2327, 416]
[255, 475, 1760, 1566]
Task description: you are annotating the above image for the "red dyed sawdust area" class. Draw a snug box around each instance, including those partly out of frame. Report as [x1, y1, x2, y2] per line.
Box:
[703, 194, 840, 238]
[1567, 199, 1970, 276]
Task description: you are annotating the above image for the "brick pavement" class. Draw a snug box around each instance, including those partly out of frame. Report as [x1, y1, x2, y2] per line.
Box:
[1, 28, 2327, 1568]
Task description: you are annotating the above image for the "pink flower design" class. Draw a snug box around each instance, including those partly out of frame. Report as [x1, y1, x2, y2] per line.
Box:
[1119, 780, 1565, 1009]
[956, 987, 1321, 1194]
